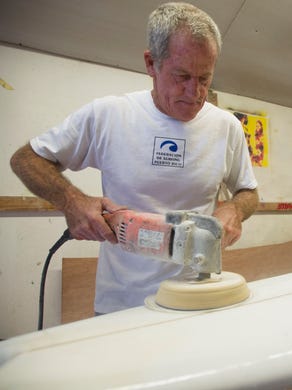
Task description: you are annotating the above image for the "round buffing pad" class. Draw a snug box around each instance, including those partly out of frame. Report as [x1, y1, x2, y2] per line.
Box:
[155, 271, 250, 310]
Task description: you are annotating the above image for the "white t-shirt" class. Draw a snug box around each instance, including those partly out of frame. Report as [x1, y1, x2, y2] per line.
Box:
[31, 90, 257, 313]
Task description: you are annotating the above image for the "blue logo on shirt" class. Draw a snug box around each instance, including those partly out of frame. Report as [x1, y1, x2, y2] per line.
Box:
[160, 140, 178, 152]
[152, 136, 186, 168]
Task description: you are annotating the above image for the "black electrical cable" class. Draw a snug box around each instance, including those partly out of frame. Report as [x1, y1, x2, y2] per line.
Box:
[38, 228, 73, 330]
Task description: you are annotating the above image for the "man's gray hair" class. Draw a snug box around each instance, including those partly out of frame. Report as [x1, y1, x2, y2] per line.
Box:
[147, 2, 222, 69]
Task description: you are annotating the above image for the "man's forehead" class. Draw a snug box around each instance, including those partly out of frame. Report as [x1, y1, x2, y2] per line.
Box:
[168, 30, 218, 56]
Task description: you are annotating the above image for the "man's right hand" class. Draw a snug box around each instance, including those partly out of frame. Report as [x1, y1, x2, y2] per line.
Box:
[64, 194, 127, 243]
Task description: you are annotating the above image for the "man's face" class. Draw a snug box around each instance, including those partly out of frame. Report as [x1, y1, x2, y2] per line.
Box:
[145, 30, 218, 122]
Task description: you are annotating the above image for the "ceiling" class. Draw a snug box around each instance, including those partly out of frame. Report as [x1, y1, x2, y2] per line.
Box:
[1, 0, 292, 108]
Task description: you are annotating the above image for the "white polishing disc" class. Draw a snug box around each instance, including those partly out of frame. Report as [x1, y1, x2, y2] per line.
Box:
[155, 271, 250, 310]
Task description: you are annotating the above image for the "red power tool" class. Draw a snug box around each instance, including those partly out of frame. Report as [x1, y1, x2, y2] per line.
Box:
[104, 210, 223, 278]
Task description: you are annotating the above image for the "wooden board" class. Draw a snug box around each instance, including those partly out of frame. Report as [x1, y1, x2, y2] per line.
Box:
[61, 241, 292, 324]
[222, 240, 292, 282]
[62, 257, 97, 324]
[0, 196, 55, 211]
[1, 196, 292, 213]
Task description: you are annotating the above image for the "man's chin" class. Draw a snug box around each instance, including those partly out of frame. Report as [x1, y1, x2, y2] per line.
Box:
[174, 101, 203, 121]
[174, 107, 201, 121]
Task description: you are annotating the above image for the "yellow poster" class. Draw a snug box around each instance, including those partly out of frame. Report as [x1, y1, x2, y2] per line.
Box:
[232, 111, 269, 167]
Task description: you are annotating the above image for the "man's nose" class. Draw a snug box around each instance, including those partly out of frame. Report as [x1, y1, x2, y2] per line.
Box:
[185, 78, 200, 97]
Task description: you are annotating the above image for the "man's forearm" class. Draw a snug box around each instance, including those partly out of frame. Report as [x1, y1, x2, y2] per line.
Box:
[212, 188, 259, 248]
[10, 143, 82, 211]
[230, 188, 259, 221]
[10, 143, 125, 242]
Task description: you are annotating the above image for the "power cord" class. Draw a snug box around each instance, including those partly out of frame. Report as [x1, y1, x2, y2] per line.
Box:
[38, 228, 73, 330]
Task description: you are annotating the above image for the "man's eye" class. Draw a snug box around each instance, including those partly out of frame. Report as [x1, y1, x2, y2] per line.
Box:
[174, 74, 190, 82]
[200, 78, 209, 86]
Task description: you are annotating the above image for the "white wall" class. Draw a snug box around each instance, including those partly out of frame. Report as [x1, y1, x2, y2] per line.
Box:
[1, 45, 291, 339]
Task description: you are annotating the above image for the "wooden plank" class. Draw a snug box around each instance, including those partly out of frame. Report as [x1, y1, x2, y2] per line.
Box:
[218, 200, 292, 213]
[62, 257, 98, 324]
[218, 200, 292, 212]
[222, 241, 292, 282]
[0, 196, 55, 211]
[256, 202, 292, 212]
[0, 196, 292, 213]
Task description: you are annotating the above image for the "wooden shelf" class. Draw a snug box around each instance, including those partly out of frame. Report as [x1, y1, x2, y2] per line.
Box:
[256, 202, 292, 212]
[0, 196, 292, 214]
[0, 196, 56, 212]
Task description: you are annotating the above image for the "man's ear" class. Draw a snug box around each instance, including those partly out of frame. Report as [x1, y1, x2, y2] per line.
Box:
[144, 50, 156, 77]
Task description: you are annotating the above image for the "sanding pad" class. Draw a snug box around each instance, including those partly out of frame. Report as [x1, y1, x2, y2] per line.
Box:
[155, 271, 250, 310]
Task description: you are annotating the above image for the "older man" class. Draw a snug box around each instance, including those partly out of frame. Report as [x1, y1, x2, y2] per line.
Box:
[11, 2, 258, 314]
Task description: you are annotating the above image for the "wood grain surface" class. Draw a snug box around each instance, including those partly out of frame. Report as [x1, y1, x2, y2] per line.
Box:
[1, 196, 292, 213]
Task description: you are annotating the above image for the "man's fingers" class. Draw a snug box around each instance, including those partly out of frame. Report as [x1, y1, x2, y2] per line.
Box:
[65, 196, 125, 243]
[90, 215, 118, 243]
[101, 197, 128, 214]
[221, 230, 241, 249]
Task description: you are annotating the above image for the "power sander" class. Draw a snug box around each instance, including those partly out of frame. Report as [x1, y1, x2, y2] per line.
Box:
[104, 210, 249, 311]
